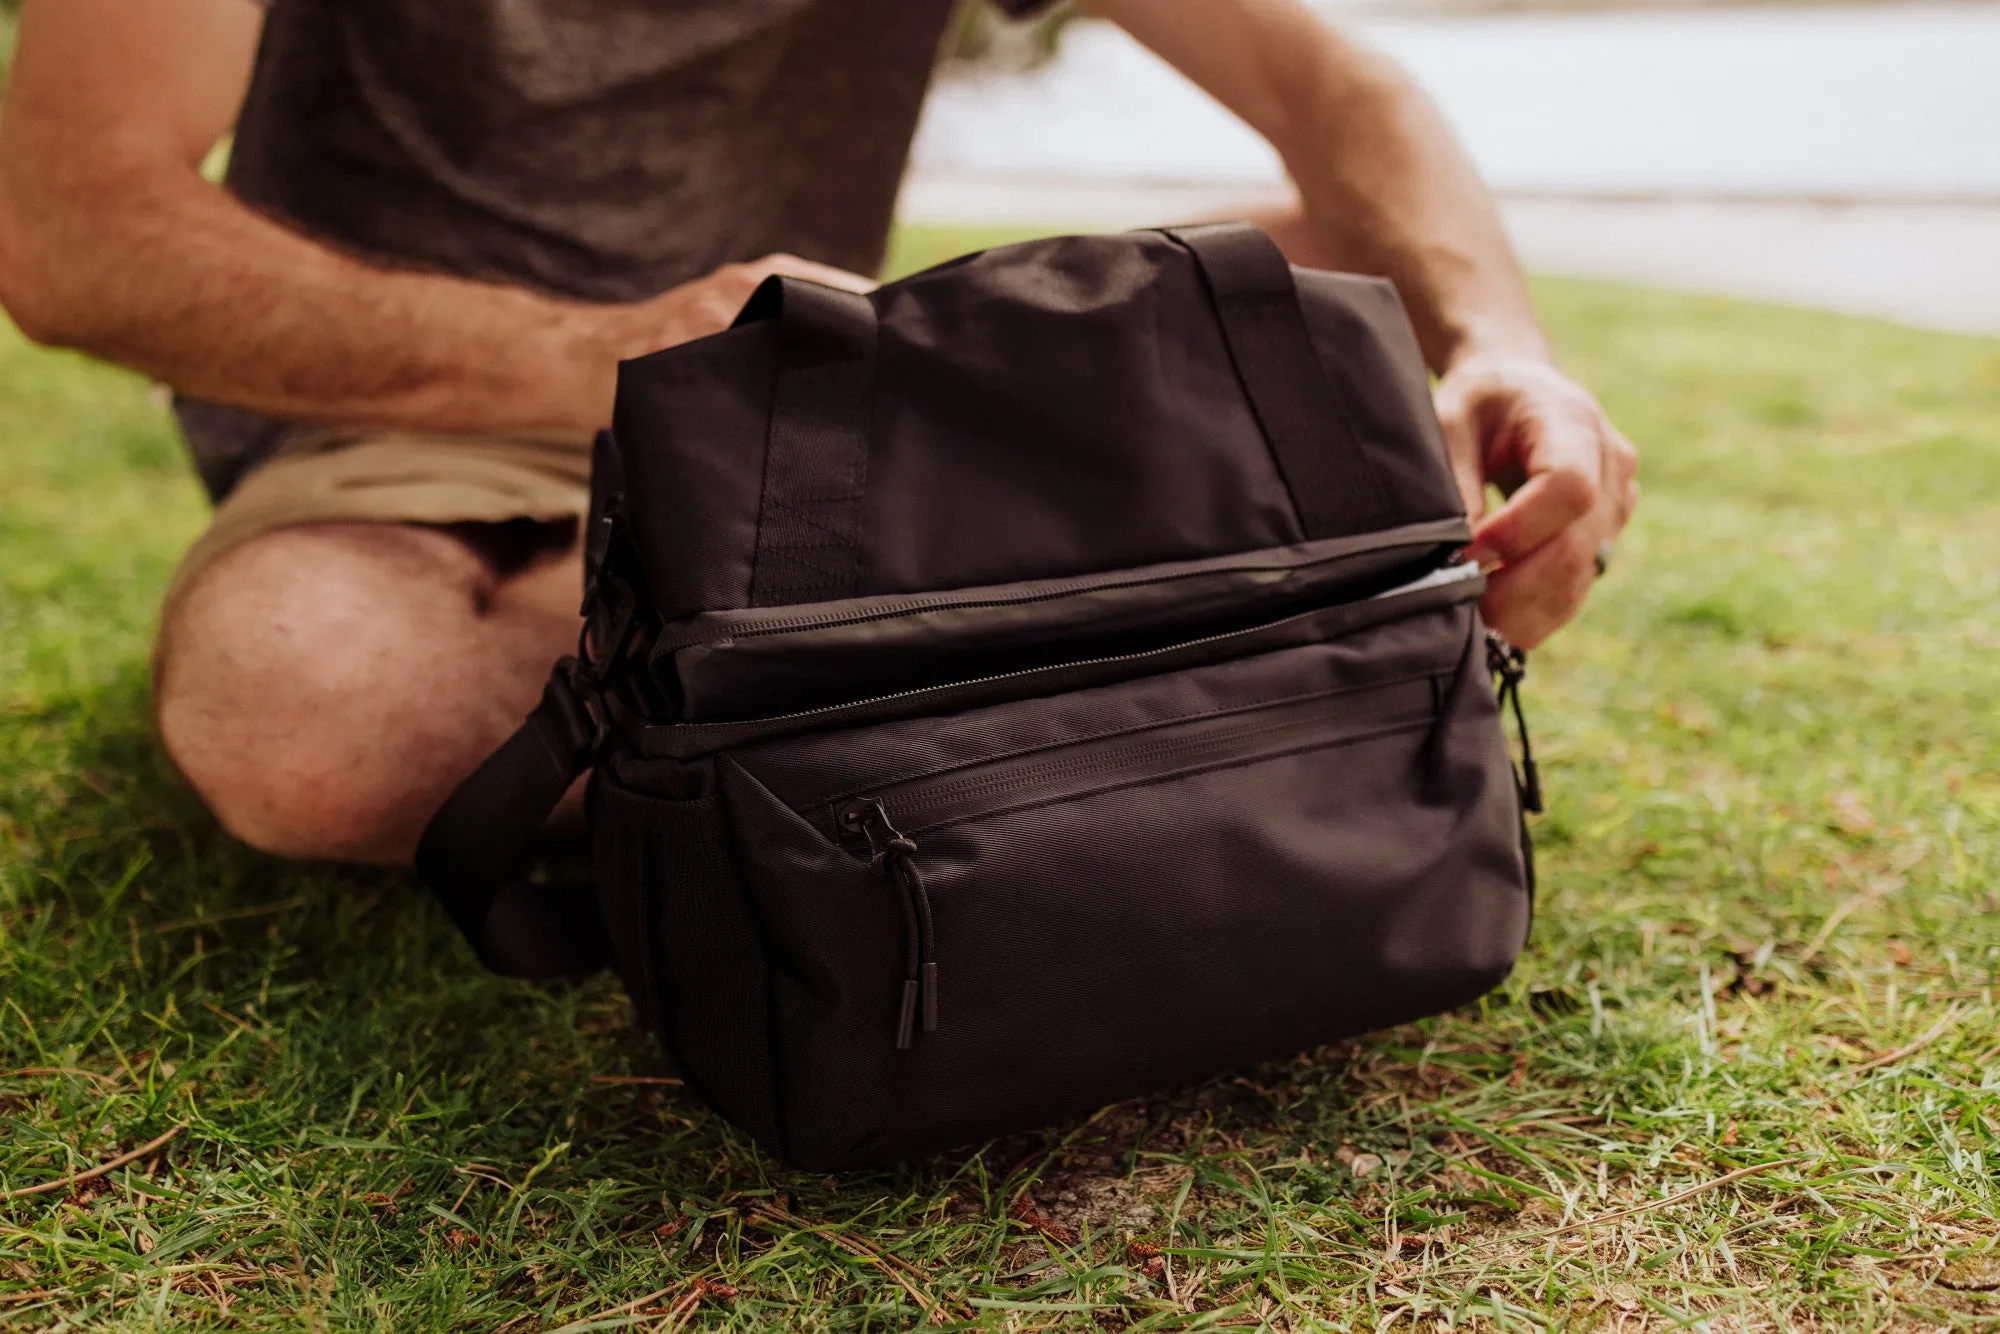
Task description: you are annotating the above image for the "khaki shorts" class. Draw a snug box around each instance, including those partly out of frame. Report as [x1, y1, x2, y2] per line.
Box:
[163, 429, 595, 619]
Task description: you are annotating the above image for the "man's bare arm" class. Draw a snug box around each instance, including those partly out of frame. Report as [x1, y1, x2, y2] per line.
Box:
[0, 0, 866, 436]
[1086, 0, 1639, 647]
[1083, 0, 1540, 370]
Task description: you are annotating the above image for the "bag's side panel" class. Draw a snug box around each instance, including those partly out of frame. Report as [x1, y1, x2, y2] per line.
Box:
[1385, 613, 1533, 981]
[1293, 271, 1466, 528]
[592, 772, 785, 1155]
[713, 760, 908, 1170]
[593, 786, 664, 1034]
[612, 323, 779, 621]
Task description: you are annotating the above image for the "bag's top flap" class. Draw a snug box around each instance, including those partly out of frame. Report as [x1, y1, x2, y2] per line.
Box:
[611, 225, 1464, 624]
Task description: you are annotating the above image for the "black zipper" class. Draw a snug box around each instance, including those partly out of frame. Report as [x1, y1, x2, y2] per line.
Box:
[653, 521, 1469, 654]
[832, 672, 1439, 1048]
[644, 563, 1482, 758]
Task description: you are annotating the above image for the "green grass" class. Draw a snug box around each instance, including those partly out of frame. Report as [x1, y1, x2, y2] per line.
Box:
[3, 225, 1998, 1331]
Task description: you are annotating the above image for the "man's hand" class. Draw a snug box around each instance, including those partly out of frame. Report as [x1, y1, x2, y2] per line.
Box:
[590, 254, 876, 372]
[1091, 0, 1641, 648]
[1434, 354, 1639, 648]
[0, 0, 875, 438]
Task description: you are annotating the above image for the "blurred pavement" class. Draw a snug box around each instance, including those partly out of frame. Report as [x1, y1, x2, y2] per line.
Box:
[903, 3, 2000, 335]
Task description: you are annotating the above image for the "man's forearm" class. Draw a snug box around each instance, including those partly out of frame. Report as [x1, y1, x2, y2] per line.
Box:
[0, 154, 621, 433]
[1259, 30, 1548, 373]
[1089, 0, 1548, 374]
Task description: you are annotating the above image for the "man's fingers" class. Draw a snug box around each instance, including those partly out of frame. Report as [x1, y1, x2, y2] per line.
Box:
[1431, 353, 1639, 645]
[636, 253, 881, 352]
[1479, 521, 1600, 649]
[740, 252, 879, 294]
[1607, 426, 1640, 527]
[1461, 461, 1595, 570]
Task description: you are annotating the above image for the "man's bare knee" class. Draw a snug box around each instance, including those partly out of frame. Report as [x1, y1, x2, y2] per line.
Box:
[154, 523, 558, 864]
[158, 530, 440, 859]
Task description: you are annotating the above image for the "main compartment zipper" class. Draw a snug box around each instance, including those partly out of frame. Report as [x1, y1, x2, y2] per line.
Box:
[841, 800, 938, 1050]
[655, 521, 1471, 654]
[646, 562, 1483, 758]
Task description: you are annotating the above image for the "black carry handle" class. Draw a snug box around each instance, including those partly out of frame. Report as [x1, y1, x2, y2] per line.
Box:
[1162, 223, 1397, 541]
[732, 275, 879, 608]
[414, 663, 611, 979]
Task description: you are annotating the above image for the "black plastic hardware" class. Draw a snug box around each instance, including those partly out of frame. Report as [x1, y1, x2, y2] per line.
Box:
[1486, 630, 1542, 814]
[844, 800, 939, 1049]
[543, 656, 610, 763]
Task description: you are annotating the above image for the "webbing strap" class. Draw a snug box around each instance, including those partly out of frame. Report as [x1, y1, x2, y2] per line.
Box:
[1162, 223, 1396, 540]
[414, 665, 610, 979]
[736, 276, 879, 607]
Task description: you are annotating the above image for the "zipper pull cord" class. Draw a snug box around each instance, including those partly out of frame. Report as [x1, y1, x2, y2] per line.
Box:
[1487, 632, 1543, 815]
[884, 837, 939, 1040]
[854, 800, 938, 1050]
[889, 852, 922, 1051]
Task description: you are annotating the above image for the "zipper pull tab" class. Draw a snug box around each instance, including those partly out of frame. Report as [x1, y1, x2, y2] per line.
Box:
[1486, 630, 1543, 815]
[841, 800, 940, 1049]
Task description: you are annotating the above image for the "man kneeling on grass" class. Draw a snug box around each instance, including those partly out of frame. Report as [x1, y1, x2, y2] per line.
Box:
[0, 0, 1636, 864]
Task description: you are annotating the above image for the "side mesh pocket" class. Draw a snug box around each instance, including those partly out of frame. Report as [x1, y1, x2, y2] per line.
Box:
[592, 773, 782, 1155]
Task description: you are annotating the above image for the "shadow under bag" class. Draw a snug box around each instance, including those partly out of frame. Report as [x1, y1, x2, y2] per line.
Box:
[418, 223, 1540, 1171]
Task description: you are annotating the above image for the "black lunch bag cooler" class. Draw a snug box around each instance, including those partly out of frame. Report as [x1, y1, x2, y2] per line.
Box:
[419, 224, 1539, 1171]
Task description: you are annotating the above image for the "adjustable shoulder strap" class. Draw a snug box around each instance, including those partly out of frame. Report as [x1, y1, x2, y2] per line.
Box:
[416, 277, 876, 974]
[733, 275, 880, 608]
[414, 662, 611, 979]
[1162, 223, 1396, 540]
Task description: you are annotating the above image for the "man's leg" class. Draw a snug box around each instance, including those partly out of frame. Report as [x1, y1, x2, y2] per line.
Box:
[155, 521, 581, 865]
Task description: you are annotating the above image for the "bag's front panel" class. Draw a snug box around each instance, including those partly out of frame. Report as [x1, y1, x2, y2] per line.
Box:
[707, 773, 913, 1167]
[1294, 271, 1465, 523]
[863, 235, 1305, 594]
[613, 233, 1464, 622]
[715, 604, 1527, 1170]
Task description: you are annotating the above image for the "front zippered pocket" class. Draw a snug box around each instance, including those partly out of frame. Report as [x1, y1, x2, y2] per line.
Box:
[827, 673, 1438, 1048]
[706, 597, 1530, 1168]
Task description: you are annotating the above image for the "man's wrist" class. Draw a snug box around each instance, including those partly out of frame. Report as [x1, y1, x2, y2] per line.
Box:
[536, 299, 627, 433]
[1438, 320, 1554, 379]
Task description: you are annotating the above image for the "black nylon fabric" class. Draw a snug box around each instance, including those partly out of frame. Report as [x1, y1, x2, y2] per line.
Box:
[613, 229, 1466, 623]
[593, 776, 783, 1151]
[1166, 223, 1395, 538]
[711, 601, 1523, 1169]
[419, 224, 1534, 1170]
[738, 278, 878, 608]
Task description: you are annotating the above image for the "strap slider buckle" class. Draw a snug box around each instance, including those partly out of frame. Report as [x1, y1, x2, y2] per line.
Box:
[544, 655, 611, 764]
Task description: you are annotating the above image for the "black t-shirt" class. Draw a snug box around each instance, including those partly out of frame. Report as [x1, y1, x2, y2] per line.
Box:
[181, 0, 1051, 499]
